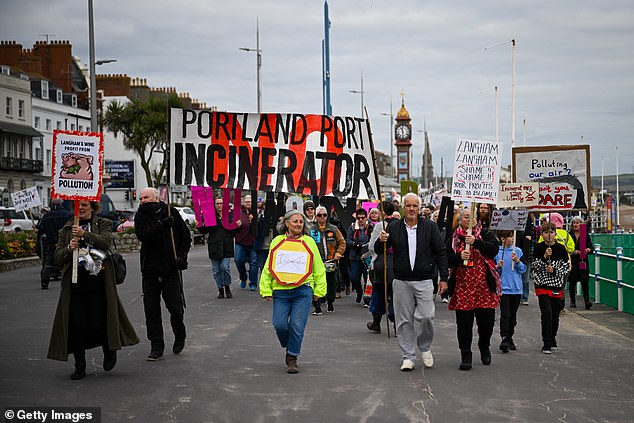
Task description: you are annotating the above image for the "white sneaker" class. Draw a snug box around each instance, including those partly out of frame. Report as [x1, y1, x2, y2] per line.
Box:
[422, 350, 434, 368]
[400, 359, 415, 371]
[442, 298, 448, 303]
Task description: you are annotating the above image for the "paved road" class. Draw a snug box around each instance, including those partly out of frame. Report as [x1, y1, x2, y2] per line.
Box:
[1, 245, 633, 422]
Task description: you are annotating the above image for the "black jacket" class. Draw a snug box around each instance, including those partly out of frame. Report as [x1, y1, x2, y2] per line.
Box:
[374, 217, 448, 282]
[198, 211, 237, 259]
[135, 201, 191, 278]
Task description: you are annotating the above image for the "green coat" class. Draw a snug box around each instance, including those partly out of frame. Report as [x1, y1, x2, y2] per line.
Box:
[47, 216, 139, 361]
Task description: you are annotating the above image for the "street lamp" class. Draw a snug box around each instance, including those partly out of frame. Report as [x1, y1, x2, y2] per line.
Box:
[95, 59, 117, 66]
[349, 69, 364, 118]
[239, 19, 262, 114]
[380, 97, 394, 179]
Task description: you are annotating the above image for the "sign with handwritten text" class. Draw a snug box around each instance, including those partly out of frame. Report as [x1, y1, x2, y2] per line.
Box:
[451, 139, 503, 204]
[512, 145, 590, 211]
[11, 187, 41, 212]
[490, 209, 530, 231]
[497, 182, 539, 208]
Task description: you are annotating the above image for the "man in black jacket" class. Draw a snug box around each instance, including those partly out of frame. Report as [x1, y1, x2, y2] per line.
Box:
[375, 193, 448, 371]
[135, 187, 191, 361]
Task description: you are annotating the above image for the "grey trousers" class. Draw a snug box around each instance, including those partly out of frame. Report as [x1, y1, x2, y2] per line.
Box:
[393, 278, 435, 362]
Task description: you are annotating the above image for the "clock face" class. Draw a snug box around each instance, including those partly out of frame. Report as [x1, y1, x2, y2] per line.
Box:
[396, 125, 410, 140]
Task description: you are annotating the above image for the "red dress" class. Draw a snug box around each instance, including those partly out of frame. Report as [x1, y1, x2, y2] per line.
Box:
[448, 248, 500, 311]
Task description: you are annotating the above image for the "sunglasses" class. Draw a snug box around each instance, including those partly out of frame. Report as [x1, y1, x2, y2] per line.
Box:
[305, 207, 314, 210]
[316, 213, 327, 217]
[357, 216, 366, 219]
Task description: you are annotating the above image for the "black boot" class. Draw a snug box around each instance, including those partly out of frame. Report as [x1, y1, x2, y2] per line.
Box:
[584, 292, 592, 309]
[480, 347, 492, 365]
[224, 285, 233, 298]
[459, 350, 472, 371]
[102, 346, 117, 371]
[71, 350, 86, 380]
[217, 287, 225, 299]
[366, 315, 382, 333]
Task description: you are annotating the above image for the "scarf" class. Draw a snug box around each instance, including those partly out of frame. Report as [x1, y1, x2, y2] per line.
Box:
[452, 223, 500, 294]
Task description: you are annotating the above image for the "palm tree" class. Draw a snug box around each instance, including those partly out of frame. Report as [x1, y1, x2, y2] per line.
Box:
[103, 94, 183, 188]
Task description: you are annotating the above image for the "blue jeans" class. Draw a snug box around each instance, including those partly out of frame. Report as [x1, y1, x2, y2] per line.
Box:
[234, 243, 259, 287]
[271, 284, 313, 356]
[211, 258, 232, 289]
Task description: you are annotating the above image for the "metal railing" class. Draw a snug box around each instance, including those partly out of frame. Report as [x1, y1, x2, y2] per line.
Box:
[593, 244, 634, 312]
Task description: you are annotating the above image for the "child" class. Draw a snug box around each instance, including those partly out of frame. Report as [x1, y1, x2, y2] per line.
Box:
[495, 231, 527, 353]
[532, 222, 570, 354]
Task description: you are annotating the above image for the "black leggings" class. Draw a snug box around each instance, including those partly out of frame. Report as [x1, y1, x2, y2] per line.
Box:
[455, 308, 495, 351]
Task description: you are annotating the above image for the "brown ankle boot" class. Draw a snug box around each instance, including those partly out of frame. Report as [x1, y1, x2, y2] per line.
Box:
[286, 354, 298, 374]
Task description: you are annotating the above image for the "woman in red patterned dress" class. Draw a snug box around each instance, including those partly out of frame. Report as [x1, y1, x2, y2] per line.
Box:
[446, 206, 501, 370]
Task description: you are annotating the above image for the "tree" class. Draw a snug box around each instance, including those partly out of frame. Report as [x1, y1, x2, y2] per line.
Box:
[103, 94, 183, 188]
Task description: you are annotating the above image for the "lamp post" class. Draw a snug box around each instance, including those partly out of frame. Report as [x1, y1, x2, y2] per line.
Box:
[349, 69, 364, 118]
[380, 97, 394, 178]
[239, 19, 262, 114]
[88, 0, 97, 131]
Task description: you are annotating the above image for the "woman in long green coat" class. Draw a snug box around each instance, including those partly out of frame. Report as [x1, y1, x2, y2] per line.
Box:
[47, 200, 139, 380]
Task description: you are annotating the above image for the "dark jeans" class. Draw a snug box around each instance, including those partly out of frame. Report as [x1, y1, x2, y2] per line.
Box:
[349, 260, 367, 301]
[369, 282, 394, 321]
[41, 245, 60, 283]
[337, 255, 350, 291]
[313, 270, 337, 309]
[142, 274, 186, 352]
[455, 308, 495, 351]
[499, 294, 522, 340]
[538, 294, 560, 348]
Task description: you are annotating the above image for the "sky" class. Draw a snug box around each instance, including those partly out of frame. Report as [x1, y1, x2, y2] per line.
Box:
[1, 0, 633, 178]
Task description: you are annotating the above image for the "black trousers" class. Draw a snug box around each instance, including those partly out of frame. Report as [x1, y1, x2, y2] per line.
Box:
[568, 269, 591, 305]
[455, 308, 495, 351]
[538, 294, 560, 348]
[499, 294, 522, 340]
[142, 274, 186, 352]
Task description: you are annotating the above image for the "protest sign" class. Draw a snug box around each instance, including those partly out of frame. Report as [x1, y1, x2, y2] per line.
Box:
[11, 187, 41, 212]
[490, 209, 530, 231]
[51, 130, 104, 201]
[361, 201, 379, 215]
[512, 145, 590, 211]
[497, 182, 539, 208]
[169, 109, 379, 199]
[451, 139, 503, 204]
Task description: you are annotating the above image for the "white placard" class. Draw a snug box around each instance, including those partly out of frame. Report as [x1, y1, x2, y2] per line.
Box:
[451, 139, 503, 204]
[497, 182, 539, 208]
[274, 250, 309, 274]
[490, 209, 530, 231]
[11, 187, 41, 212]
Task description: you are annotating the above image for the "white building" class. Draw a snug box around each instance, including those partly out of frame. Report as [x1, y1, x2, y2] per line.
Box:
[0, 65, 42, 207]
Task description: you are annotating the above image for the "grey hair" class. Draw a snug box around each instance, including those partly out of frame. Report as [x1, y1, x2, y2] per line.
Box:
[143, 187, 160, 200]
[402, 192, 420, 208]
[276, 209, 309, 235]
[570, 215, 584, 230]
[315, 205, 327, 215]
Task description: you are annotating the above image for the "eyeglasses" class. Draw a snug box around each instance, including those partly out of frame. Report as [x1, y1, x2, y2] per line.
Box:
[316, 214, 327, 217]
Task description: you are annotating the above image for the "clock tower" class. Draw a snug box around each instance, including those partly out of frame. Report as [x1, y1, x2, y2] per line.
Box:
[394, 96, 412, 181]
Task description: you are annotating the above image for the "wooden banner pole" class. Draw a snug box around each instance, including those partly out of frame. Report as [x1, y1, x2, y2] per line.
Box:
[464, 202, 476, 265]
[72, 201, 79, 284]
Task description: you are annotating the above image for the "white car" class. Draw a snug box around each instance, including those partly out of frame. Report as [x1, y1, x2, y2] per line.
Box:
[0, 207, 37, 232]
[175, 207, 197, 227]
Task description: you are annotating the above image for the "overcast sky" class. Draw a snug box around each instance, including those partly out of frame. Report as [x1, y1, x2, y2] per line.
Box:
[2, 0, 633, 177]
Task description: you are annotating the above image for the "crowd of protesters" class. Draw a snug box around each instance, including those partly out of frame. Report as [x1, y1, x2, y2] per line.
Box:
[42, 190, 593, 377]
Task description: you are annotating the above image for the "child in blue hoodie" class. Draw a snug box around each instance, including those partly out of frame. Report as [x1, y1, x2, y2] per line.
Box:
[495, 230, 527, 353]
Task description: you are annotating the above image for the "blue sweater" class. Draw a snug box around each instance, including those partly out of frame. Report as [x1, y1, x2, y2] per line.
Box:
[495, 246, 527, 295]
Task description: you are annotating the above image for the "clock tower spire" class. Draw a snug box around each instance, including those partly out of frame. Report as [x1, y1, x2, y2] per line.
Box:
[394, 92, 412, 181]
